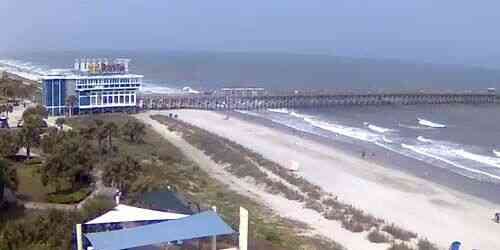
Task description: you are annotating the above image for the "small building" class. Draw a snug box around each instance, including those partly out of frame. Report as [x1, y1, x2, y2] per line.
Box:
[41, 58, 143, 116]
[220, 87, 266, 96]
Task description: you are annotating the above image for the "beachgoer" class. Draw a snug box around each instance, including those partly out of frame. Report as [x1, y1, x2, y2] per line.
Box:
[495, 212, 500, 223]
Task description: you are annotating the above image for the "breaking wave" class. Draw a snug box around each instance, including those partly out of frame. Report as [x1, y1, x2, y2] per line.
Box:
[401, 143, 500, 181]
[494, 150, 500, 158]
[454, 149, 500, 169]
[267, 108, 290, 114]
[303, 117, 380, 142]
[417, 136, 433, 143]
[417, 118, 447, 128]
[364, 122, 394, 133]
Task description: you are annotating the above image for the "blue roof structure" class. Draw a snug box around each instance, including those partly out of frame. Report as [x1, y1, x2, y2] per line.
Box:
[84, 211, 235, 250]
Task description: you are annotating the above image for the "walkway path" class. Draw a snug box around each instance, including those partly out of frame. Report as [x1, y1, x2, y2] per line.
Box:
[18, 169, 116, 211]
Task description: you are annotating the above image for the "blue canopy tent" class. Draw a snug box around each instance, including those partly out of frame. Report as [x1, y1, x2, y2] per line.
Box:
[84, 211, 235, 250]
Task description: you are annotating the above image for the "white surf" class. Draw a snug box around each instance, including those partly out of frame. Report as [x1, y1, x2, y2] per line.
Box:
[417, 118, 446, 128]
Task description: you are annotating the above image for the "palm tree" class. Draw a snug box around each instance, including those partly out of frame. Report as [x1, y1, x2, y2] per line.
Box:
[104, 121, 118, 152]
[0, 105, 5, 117]
[94, 119, 106, 154]
[65, 95, 77, 117]
[18, 114, 43, 159]
[55, 117, 65, 130]
[6, 104, 13, 118]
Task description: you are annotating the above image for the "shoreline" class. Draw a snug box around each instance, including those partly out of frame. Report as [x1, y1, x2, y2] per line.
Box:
[230, 110, 500, 205]
[156, 109, 500, 249]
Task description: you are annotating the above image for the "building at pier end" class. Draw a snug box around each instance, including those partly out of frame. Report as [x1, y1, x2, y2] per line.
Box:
[41, 58, 143, 116]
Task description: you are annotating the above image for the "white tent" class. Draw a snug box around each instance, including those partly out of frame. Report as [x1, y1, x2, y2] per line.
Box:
[85, 204, 188, 225]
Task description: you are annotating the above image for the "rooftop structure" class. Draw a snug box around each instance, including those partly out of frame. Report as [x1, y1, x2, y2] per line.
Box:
[220, 87, 266, 96]
[41, 58, 143, 116]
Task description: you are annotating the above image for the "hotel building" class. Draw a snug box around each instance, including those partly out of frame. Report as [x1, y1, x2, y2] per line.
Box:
[42, 58, 143, 116]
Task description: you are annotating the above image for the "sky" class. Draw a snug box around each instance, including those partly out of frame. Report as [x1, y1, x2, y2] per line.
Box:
[2, 0, 500, 67]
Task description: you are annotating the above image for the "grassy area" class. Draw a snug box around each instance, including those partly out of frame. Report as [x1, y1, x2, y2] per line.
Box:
[16, 164, 52, 202]
[67, 113, 345, 250]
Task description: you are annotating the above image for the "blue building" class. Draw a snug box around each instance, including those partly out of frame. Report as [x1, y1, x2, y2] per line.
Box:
[42, 58, 143, 116]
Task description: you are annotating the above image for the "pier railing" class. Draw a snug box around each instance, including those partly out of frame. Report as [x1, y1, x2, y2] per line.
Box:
[139, 92, 498, 110]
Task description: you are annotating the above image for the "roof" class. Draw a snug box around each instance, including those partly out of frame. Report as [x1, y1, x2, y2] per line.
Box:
[85, 204, 188, 224]
[85, 211, 235, 250]
[40, 72, 143, 80]
[139, 191, 193, 215]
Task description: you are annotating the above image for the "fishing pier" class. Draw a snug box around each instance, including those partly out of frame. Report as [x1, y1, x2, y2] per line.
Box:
[139, 88, 499, 110]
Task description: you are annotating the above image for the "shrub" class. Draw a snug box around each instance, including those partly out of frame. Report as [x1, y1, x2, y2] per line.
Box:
[387, 242, 414, 250]
[417, 238, 438, 250]
[382, 224, 417, 241]
[341, 218, 364, 233]
[323, 209, 344, 221]
[367, 230, 390, 243]
[81, 195, 115, 220]
[24, 158, 42, 166]
[47, 188, 91, 204]
[305, 199, 324, 213]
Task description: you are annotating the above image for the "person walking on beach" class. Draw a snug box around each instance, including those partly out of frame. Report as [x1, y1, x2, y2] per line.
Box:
[495, 212, 500, 223]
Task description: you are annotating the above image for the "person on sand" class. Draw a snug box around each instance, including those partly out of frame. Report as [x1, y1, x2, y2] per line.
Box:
[495, 212, 500, 223]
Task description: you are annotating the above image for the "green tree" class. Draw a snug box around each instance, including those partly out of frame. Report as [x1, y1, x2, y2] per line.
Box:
[103, 121, 118, 152]
[40, 127, 65, 155]
[0, 104, 14, 118]
[94, 119, 107, 154]
[22, 105, 47, 120]
[0, 159, 18, 204]
[55, 117, 65, 130]
[17, 115, 43, 159]
[102, 155, 142, 192]
[65, 95, 77, 117]
[40, 132, 95, 191]
[0, 130, 19, 157]
[121, 119, 146, 143]
[0, 159, 6, 205]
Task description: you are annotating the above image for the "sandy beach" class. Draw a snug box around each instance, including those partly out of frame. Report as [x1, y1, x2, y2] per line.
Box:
[139, 110, 500, 250]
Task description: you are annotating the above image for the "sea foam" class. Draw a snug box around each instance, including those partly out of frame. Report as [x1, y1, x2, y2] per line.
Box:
[417, 118, 447, 128]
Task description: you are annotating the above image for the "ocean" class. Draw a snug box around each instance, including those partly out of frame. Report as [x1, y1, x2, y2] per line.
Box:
[2, 50, 500, 201]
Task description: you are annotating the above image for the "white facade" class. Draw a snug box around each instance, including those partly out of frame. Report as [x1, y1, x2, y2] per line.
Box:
[74, 74, 142, 109]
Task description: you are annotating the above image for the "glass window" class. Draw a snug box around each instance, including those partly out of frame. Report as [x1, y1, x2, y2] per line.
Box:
[120, 96, 124, 103]
[114, 96, 119, 103]
[125, 95, 130, 103]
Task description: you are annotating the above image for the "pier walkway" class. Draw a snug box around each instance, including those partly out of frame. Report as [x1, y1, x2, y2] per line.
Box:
[140, 90, 499, 110]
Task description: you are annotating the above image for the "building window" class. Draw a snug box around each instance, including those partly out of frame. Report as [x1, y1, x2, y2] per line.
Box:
[120, 96, 124, 104]
[114, 96, 118, 103]
[103, 96, 108, 104]
[125, 95, 129, 103]
[108, 96, 112, 104]
[131, 95, 135, 104]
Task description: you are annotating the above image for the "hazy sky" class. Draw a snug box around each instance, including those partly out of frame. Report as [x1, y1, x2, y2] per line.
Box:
[2, 0, 500, 67]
